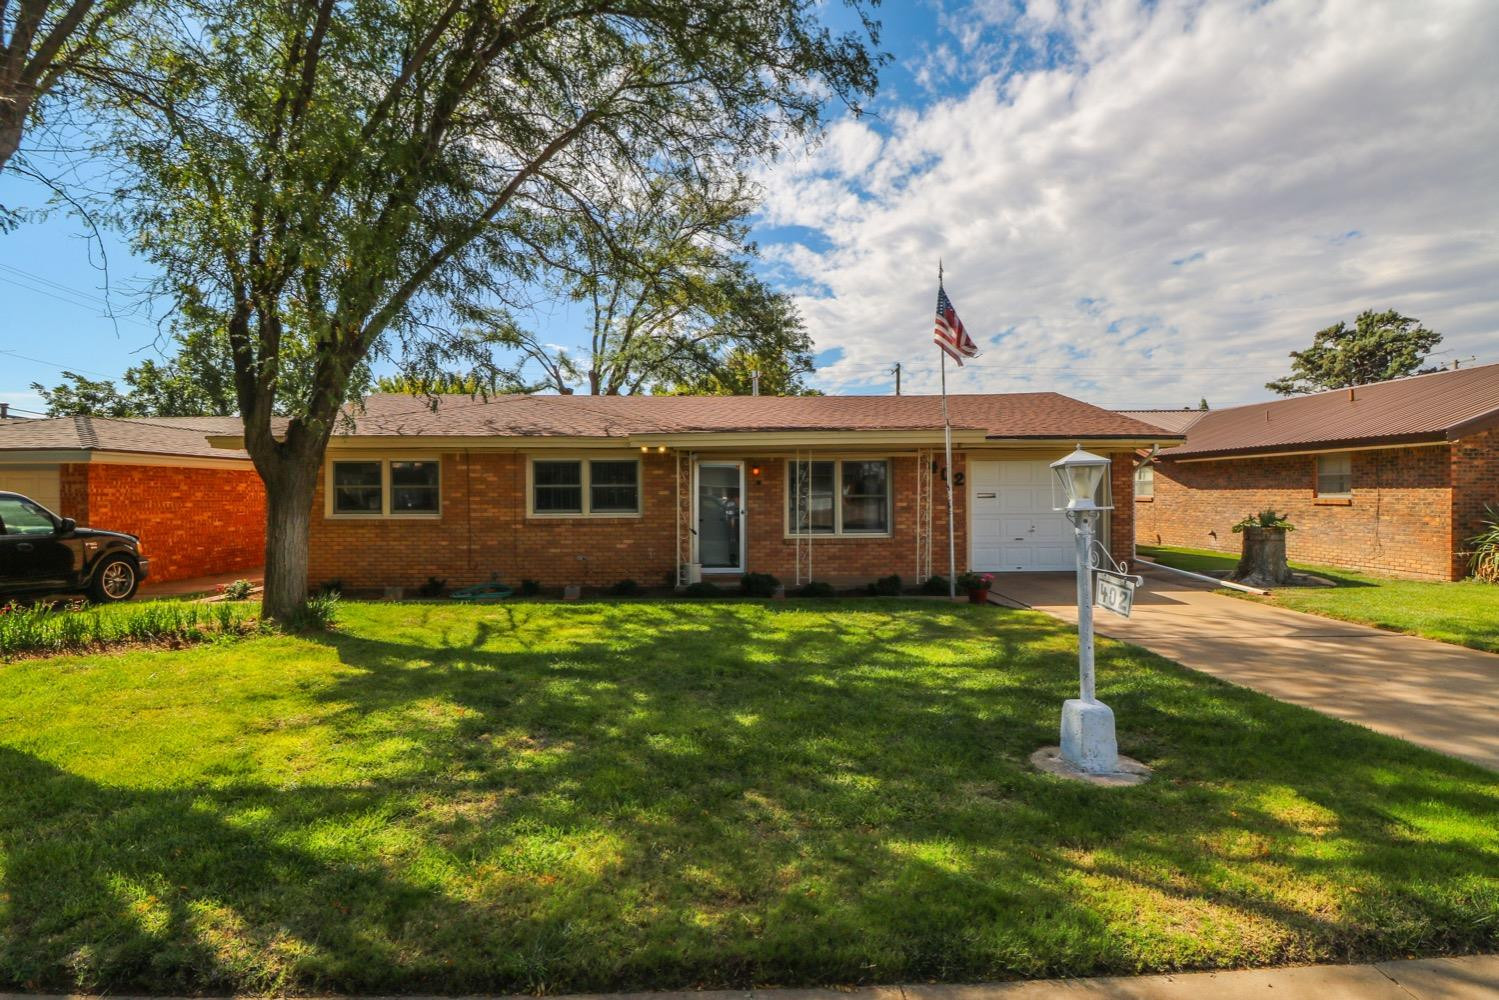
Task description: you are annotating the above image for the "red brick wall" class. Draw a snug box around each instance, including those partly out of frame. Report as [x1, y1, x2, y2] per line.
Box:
[58, 464, 90, 523]
[1134, 445, 1456, 579]
[80, 463, 266, 583]
[1109, 450, 1135, 564]
[1451, 425, 1499, 578]
[307, 449, 1137, 592]
[745, 454, 963, 586]
[308, 452, 680, 591]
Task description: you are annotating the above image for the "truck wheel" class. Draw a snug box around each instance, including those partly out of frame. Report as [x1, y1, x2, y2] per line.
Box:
[90, 555, 140, 603]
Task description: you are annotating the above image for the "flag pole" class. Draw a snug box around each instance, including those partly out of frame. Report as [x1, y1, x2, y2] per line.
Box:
[939, 264, 957, 600]
[941, 351, 957, 598]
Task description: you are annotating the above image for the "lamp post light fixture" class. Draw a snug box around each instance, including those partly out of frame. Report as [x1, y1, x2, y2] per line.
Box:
[1050, 446, 1120, 774]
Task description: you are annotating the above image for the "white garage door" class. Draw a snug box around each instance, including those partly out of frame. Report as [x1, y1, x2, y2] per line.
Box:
[969, 460, 1072, 572]
[0, 466, 62, 514]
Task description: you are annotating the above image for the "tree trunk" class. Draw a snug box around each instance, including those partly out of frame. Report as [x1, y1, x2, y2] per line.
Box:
[1232, 526, 1295, 588]
[0, 96, 30, 174]
[259, 457, 319, 621]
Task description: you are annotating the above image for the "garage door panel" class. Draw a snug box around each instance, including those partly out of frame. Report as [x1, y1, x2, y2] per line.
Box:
[969, 459, 1074, 572]
[0, 467, 61, 513]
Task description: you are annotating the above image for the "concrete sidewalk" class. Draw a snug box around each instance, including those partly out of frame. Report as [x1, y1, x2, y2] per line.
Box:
[989, 568, 1499, 771]
[138, 566, 264, 599]
[3, 955, 1491, 999]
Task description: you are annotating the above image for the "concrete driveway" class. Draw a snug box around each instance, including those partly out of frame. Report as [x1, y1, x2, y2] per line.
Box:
[989, 567, 1499, 771]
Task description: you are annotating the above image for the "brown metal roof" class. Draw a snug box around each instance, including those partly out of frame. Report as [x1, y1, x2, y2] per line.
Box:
[0, 415, 250, 460]
[1165, 363, 1499, 460]
[331, 391, 1180, 441]
[1115, 409, 1209, 434]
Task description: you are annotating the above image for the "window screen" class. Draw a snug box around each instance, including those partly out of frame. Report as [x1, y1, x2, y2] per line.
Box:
[333, 461, 383, 513]
[841, 460, 890, 532]
[533, 460, 583, 512]
[1134, 464, 1154, 498]
[788, 461, 836, 534]
[1316, 453, 1352, 496]
[589, 460, 640, 512]
[391, 460, 440, 513]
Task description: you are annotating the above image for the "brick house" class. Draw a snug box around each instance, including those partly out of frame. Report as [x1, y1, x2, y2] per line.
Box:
[236, 393, 1178, 593]
[1127, 363, 1499, 581]
[0, 416, 266, 583]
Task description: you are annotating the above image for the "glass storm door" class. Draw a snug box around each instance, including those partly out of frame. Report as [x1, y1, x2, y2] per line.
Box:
[697, 463, 744, 571]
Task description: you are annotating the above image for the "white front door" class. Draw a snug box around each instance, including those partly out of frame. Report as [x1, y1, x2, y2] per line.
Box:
[696, 462, 744, 572]
[969, 460, 1073, 571]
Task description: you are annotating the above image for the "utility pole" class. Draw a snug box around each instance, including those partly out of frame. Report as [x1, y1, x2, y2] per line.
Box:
[750, 368, 761, 396]
[890, 362, 901, 395]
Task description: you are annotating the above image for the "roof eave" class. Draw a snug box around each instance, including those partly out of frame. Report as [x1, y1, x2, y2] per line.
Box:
[1444, 407, 1499, 441]
[1166, 432, 1451, 462]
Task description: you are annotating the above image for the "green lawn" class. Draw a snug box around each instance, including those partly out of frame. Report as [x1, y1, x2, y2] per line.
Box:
[1138, 544, 1499, 653]
[0, 601, 1495, 994]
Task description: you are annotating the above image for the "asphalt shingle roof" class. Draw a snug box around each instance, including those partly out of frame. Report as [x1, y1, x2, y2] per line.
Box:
[1115, 409, 1210, 434]
[334, 392, 1178, 440]
[0, 415, 250, 459]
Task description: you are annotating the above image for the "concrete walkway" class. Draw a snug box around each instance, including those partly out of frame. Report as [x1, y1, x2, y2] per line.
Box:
[138, 566, 264, 599]
[989, 567, 1499, 771]
[3, 955, 1491, 999]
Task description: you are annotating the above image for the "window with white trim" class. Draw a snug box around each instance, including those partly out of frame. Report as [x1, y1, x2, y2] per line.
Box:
[1134, 463, 1154, 499]
[788, 459, 891, 535]
[390, 460, 440, 513]
[330, 458, 441, 516]
[332, 461, 384, 514]
[530, 458, 641, 515]
[1316, 452, 1352, 497]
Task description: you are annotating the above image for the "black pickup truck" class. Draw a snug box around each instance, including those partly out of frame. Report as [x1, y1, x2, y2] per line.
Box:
[0, 491, 149, 602]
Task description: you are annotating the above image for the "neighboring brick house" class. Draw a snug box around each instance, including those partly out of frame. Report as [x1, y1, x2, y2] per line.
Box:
[1126, 363, 1499, 581]
[0, 416, 266, 583]
[219, 393, 1177, 593]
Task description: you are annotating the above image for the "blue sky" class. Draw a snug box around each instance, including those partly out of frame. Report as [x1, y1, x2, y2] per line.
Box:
[3, 0, 1497, 414]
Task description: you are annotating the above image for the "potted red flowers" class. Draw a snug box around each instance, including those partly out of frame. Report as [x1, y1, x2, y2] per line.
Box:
[957, 572, 994, 604]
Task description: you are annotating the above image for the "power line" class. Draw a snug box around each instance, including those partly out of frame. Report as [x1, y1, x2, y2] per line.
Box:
[0, 349, 116, 380]
[0, 262, 112, 307]
[0, 267, 157, 332]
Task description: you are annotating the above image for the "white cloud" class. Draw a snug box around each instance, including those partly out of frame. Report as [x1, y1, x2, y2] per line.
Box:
[761, 0, 1499, 407]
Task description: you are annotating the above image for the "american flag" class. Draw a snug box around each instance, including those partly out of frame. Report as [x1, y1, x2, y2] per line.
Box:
[934, 284, 979, 365]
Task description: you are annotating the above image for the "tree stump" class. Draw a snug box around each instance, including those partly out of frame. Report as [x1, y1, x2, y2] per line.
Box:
[1232, 526, 1295, 587]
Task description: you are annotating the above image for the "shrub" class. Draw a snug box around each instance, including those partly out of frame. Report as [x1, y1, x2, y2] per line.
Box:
[867, 574, 902, 596]
[1232, 510, 1295, 532]
[285, 591, 340, 631]
[738, 572, 780, 598]
[919, 574, 951, 595]
[683, 581, 724, 598]
[520, 579, 541, 597]
[607, 579, 644, 597]
[318, 579, 344, 596]
[1468, 504, 1499, 583]
[792, 581, 834, 598]
[221, 578, 254, 600]
[417, 576, 448, 598]
[0, 599, 255, 660]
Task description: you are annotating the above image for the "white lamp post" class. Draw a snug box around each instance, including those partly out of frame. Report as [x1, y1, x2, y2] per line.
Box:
[1050, 446, 1119, 774]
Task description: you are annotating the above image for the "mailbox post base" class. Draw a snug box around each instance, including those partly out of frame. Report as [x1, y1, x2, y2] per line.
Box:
[1060, 698, 1119, 774]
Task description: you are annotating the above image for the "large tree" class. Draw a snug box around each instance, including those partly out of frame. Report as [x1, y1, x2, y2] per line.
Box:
[33, 325, 372, 416]
[1, 0, 138, 174]
[503, 168, 813, 395]
[1266, 309, 1443, 395]
[109, 0, 878, 618]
